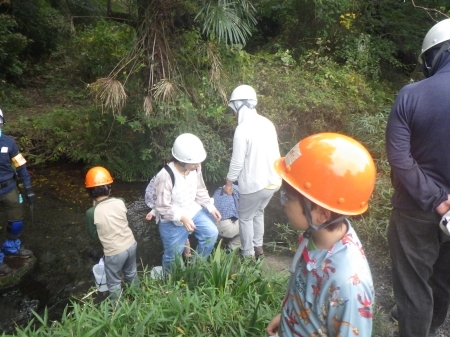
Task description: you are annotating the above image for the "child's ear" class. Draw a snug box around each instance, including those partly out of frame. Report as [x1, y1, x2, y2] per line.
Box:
[316, 206, 332, 224]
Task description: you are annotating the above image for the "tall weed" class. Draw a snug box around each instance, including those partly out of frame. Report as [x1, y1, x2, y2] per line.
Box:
[9, 247, 287, 337]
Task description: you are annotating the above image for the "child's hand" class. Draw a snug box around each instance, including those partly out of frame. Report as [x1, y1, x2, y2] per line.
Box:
[180, 215, 196, 233]
[146, 212, 154, 221]
[266, 314, 280, 336]
[210, 209, 221, 222]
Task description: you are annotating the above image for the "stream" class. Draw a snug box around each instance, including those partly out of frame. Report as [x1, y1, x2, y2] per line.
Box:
[0, 162, 285, 334]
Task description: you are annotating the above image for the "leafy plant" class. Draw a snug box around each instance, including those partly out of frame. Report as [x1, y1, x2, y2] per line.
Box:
[72, 19, 135, 81]
[195, 0, 257, 45]
[266, 223, 301, 253]
[10, 247, 287, 336]
[0, 14, 30, 79]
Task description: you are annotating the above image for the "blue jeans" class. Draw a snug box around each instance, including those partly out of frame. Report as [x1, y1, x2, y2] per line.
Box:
[159, 208, 218, 271]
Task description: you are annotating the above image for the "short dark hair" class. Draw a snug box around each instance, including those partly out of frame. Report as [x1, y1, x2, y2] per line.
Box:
[172, 156, 187, 166]
[86, 185, 111, 199]
[281, 180, 345, 232]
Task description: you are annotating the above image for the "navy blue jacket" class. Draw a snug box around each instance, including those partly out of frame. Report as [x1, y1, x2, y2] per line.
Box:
[0, 134, 32, 196]
[386, 52, 450, 212]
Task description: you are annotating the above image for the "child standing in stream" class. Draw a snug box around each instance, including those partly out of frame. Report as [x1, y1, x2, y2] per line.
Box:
[85, 166, 139, 301]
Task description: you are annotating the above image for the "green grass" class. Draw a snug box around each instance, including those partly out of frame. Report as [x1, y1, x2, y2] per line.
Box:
[4, 243, 397, 337]
[6, 249, 287, 337]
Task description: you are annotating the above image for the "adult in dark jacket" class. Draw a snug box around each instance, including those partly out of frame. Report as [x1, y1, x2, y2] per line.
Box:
[0, 108, 36, 276]
[385, 19, 450, 337]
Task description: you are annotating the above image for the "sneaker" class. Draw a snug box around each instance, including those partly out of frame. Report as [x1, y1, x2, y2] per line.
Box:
[390, 305, 398, 323]
[0, 262, 11, 276]
[4, 247, 33, 259]
[254, 246, 264, 260]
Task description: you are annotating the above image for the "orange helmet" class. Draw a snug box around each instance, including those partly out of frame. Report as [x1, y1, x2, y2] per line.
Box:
[274, 133, 376, 215]
[85, 166, 114, 188]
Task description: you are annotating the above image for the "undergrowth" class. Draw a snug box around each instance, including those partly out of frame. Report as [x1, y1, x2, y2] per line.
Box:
[7, 248, 287, 337]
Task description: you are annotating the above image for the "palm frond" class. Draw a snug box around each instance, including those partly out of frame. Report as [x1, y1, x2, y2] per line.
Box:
[151, 78, 179, 104]
[196, 0, 257, 45]
[143, 95, 153, 116]
[88, 78, 127, 115]
[205, 41, 223, 83]
[204, 41, 228, 103]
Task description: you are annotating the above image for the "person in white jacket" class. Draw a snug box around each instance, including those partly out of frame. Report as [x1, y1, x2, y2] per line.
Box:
[223, 85, 281, 258]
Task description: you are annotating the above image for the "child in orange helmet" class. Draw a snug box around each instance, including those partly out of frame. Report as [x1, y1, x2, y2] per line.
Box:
[266, 133, 376, 337]
[85, 166, 139, 301]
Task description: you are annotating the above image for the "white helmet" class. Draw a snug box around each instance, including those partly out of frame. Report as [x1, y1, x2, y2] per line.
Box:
[171, 133, 207, 163]
[419, 18, 450, 64]
[228, 85, 257, 113]
[0, 108, 4, 126]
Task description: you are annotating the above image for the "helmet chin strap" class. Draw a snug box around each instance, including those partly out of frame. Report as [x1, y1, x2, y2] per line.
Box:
[232, 100, 256, 114]
[423, 41, 450, 77]
[289, 198, 347, 273]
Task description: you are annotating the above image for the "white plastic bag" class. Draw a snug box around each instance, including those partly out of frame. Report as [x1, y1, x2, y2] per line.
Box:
[439, 210, 450, 236]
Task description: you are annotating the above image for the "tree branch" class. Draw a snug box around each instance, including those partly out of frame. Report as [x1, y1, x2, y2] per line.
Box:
[410, 0, 449, 21]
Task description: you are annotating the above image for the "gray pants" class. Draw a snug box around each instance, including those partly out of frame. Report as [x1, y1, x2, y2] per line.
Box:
[238, 187, 278, 256]
[216, 219, 240, 250]
[388, 208, 450, 337]
[104, 241, 139, 300]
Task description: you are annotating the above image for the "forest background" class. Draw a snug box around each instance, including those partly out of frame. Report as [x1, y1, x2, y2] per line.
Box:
[1, 0, 450, 336]
[2, 0, 449, 183]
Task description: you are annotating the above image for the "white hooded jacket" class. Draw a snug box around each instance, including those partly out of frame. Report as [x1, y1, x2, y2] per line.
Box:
[226, 106, 281, 194]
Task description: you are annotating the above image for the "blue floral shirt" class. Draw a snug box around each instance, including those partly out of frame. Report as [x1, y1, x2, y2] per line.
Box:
[280, 223, 374, 337]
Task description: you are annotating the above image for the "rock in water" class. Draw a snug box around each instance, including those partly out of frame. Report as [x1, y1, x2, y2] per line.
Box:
[0, 257, 37, 290]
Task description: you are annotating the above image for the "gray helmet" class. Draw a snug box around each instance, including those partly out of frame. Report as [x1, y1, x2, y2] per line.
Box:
[419, 18, 450, 64]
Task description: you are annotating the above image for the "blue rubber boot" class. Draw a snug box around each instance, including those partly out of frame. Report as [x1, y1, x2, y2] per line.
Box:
[2, 239, 33, 259]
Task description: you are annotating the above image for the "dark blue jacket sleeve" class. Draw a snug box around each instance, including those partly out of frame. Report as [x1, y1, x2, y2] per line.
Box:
[386, 88, 447, 211]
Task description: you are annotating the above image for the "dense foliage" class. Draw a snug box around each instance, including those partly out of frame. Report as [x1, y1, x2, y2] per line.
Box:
[0, 0, 448, 181]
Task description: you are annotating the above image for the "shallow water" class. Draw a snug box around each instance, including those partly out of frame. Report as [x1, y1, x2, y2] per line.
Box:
[0, 163, 163, 334]
[0, 163, 286, 334]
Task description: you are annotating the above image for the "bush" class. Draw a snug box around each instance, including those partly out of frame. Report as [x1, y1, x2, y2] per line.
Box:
[71, 20, 135, 81]
[0, 14, 30, 79]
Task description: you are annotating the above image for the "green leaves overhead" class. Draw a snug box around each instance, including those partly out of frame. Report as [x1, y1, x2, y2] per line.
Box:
[196, 0, 257, 45]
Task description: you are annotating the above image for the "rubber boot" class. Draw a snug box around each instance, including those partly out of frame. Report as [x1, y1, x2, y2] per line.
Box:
[2, 239, 33, 259]
[5, 246, 33, 259]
